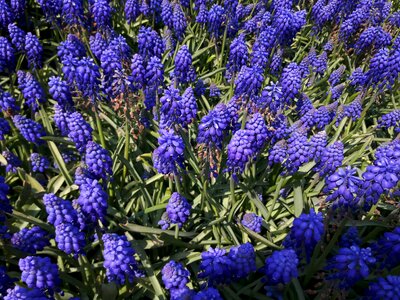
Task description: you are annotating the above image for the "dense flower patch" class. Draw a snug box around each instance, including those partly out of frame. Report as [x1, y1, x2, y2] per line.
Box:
[0, 0, 400, 299]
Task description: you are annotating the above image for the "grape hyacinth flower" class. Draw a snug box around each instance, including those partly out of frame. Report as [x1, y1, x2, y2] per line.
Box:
[226, 130, 255, 173]
[315, 141, 344, 177]
[17, 71, 46, 111]
[4, 285, 48, 300]
[367, 276, 400, 299]
[2, 150, 21, 173]
[245, 113, 268, 152]
[258, 82, 283, 113]
[66, 112, 93, 153]
[207, 5, 225, 38]
[145, 56, 164, 87]
[125, 0, 140, 24]
[161, 260, 190, 292]
[173, 3, 186, 41]
[180, 87, 197, 126]
[284, 128, 311, 174]
[336, 97, 363, 126]
[91, 0, 112, 29]
[174, 45, 196, 84]
[75, 57, 101, 100]
[373, 227, 400, 269]
[0, 118, 10, 140]
[61, 0, 84, 26]
[235, 66, 264, 98]
[85, 141, 113, 181]
[158, 192, 191, 230]
[349, 67, 367, 88]
[102, 233, 141, 284]
[326, 246, 376, 288]
[30, 153, 50, 173]
[159, 85, 182, 129]
[197, 104, 230, 149]
[309, 131, 327, 162]
[19, 256, 60, 290]
[0, 0, 14, 30]
[251, 27, 276, 69]
[268, 140, 287, 166]
[55, 223, 85, 256]
[283, 208, 324, 259]
[130, 54, 145, 90]
[0, 90, 19, 113]
[11, 226, 50, 254]
[241, 213, 262, 233]
[328, 65, 346, 86]
[194, 287, 223, 300]
[339, 227, 361, 248]
[89, 33, 108, 60]
[25, 33, 43, 69]
[48, 76, 74, 109]
[198, 247, 233, 285]
[280, 62, 302, 103]
[13, 115, 46, 145]
[0, 37, 15, 73]
[263, 249, 299, 285]
[161, 0, 173, 27]
[137, 26, 165, 60]
[77, 178, 108, 224]
[226, 34, 248, 75]
[228, 243, 256, 279]
[43, 193, 78, 226]
[378, 110, 400, 132]
[0, 266, 15, 296]
[57, 34, 86, 61]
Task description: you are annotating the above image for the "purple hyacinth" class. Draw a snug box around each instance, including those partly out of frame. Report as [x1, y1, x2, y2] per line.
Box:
[197, 104, 230, 149]
[366, 47, 389, 88]
[125, 0, 140, 23]
[336, 97, 363, 126]
[19, 256, 60, 290]
[227, 34, 248, 75]
[4, 285, 48, 300]
[180, 87, 197, 126]
[241, 213, 263, 233]
[270, 114, 290, 144]
[0, 37, 15, 73]
[55, 222, 85, 256]
[349, 67, 367, 88]
[24, 33, 42, 69]
[85, 141, 113, 181]
[284, 128, 311, 174]
[75, 57, 101, 100]
[264, 249, 299, 285]
[102, 233, 141, 284]
[283, 208, 324, 259]
[11, 226, 50, 254]
[153, 129, 185, 174]
[17, 71, 46, 111]
[53, 104, 71, 136]
[273, 8, 306, 45]
[159, 85, 182, 128]
[339, 226, 361, 248]
[0, 118, 10, 140]
[30, 153, 50, 173]
[193, 287, 222, 300]
[228, 243, 256, 280]
[2, 150, 21, 173]
[378, 110, 400, 132]
[268, 140, 287, 166]
[207, 5, 225, 38]
[327, 246, 375, 288]
[226, 129, 255, 173]
[48, 76, 73, 109]
[77, 178, 108, 224]
[174, 45, 196, 84]
[161, 0, 173, 27]
[0, 0, 14, 30]
[280, 62, 301, 103]
[367, 276, 400, 299]
[13, 115, 46, 145]
[89, 33, 108, 60]
[235, 66, 264, 98]
[245, 113, 268, 151]
[91, 0, 112, 29]
[7, 23, 25, 51]
[130, 54, 145, 90]
[0, 90, 19, 113]
[57, 34, 86, 62]
[373, 227, 400, 269]
[137, 26, 165, 60]
[158, 192, 191, 230]
[309, 131, 327, 162]
[315, 141, 344, 177]
[173, 3, 186, 41]
[198, 247, 233, 285]
[61, 0, 83, 25]
[196, 4, 208, 24]
[66, 112, 93, 153]
[43, 193, 78, 226]
[250, 27, 276, 69]
[161, 260, 190, 291]
[145, 56, 164, 87]
[258, 82, 283, 113]
[329, 65, 346, 86]
[0, 266, 15, 296]
[324, 166, 362, 210]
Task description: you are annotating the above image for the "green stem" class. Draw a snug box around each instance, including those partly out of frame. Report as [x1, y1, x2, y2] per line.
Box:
[230, 175, 236, 206]
[123, 120, 130, 183]
[95, 107, 106, 149]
